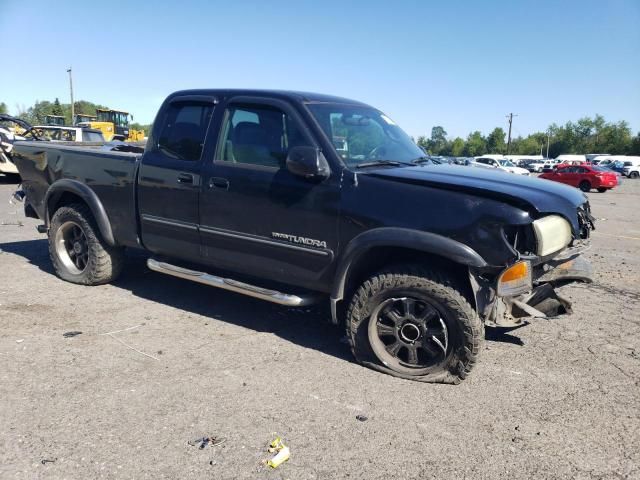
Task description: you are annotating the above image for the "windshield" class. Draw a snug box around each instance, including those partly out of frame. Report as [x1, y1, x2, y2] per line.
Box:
[82, 131, 105, 142]
[307, 103, 424, 167]
[498, 160, 515, 167]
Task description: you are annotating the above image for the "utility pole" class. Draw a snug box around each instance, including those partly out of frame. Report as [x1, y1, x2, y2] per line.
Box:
[67, 67, 74, 123]
[546, 129, 551, 159]
[506, 113, 517, 154]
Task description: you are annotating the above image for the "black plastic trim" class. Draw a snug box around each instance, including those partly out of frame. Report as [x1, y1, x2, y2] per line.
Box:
[45, 179, 116, 246]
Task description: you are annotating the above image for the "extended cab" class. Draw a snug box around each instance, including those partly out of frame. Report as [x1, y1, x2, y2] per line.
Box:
[12, 89, 595, 384]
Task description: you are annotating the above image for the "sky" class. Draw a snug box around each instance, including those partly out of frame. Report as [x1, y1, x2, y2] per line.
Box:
[1, 0, 639, 139]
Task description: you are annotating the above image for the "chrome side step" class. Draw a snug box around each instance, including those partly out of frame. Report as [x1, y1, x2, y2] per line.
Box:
[147, 258, 318, 307]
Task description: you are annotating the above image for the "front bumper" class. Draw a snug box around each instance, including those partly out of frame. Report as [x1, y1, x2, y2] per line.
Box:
[481, 254, 593, 328]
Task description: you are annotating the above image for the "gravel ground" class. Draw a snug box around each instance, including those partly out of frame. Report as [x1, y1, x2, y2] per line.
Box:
[0, 174, 639, 479]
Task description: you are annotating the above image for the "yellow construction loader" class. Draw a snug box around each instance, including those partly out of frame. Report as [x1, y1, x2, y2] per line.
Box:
[76, 109, 145, 142]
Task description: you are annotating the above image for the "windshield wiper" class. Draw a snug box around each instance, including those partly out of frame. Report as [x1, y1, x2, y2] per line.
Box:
[411, 156, 434, 164]
[355, 160, 413, 169]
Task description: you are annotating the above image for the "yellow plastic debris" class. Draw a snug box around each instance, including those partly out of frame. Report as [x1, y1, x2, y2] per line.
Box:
[266, 436, 290, 468]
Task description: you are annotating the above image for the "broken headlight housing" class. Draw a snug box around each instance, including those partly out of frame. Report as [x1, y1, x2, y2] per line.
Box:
[532, 215, 572, 257]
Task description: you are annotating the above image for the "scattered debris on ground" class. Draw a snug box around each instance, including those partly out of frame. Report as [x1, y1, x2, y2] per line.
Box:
[188, 436, 226, 449]
[63, 331, 82, 338]
[266, 436, 290, 469]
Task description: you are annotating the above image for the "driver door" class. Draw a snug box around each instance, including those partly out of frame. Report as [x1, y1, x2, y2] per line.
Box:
[198, 97, 340, 291]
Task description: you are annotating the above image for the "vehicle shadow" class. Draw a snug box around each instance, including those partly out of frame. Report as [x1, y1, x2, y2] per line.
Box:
[1, 239, 524, 364]
[0, 174, 21, 184]
[1, 239, 353, 363]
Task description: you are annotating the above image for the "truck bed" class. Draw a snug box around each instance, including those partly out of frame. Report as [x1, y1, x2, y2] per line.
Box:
[12, 141, 141, 247]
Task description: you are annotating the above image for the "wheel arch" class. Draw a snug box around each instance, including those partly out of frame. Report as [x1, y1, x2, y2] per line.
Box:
[330, 228, 488, 324]
[45, 179, 116, 246]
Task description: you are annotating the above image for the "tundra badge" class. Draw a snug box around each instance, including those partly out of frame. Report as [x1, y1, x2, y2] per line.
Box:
[272, 232, 327, 248]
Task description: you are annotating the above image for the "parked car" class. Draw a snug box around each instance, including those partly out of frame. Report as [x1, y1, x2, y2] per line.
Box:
[473, 157, 530, 175]
[528, 160, 547, 172]
[539, 164, 618, 192]
[11, 88, 595, 384]
[23, 126, 105, 143]
[556, 154, 586, 163]
[609, 159, 640, 179]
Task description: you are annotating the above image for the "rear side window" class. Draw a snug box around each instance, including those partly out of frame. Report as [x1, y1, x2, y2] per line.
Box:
[157, 102, 213, 161]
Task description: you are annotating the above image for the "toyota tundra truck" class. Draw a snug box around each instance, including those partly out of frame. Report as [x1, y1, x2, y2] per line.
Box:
[11, 89, 595, 384]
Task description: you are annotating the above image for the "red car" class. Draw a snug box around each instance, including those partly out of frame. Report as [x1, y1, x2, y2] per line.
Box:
[539, 164, 618, 192]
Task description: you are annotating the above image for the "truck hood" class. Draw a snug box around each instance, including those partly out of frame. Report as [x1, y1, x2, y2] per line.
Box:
[365, 164, 587, 215]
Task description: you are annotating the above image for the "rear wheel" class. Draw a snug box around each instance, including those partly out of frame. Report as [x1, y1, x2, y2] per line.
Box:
[346, 267, 483, 384]
[49, 203, 124, 285]
[630, 171, 639, 179]
[597, 187, 608, 193]
[579, 180, 591, 192]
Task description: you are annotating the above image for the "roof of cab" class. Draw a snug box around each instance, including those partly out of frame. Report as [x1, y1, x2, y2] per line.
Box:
[167, 89, 372, 107]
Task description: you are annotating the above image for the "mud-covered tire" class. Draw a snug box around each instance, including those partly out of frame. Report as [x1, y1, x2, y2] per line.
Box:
[346, 267, 483, 384]
[579, 180, 591, 192]
[48, 203, 124, 285]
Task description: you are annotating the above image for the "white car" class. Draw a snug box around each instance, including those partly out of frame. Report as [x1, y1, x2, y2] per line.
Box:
[0, 125, 20, 175]
[26, 126, 105, 143]
[473, 157, 530, 175]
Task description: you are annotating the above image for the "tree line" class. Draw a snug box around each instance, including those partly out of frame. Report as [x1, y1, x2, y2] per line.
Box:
[0, 99, 151, 134]
[417, 116, 640, 157]
[2, 99, 639, 156]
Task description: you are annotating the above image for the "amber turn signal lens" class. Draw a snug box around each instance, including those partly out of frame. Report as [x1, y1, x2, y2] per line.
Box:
[497, 261, 532, 297]
[501, 262, 529, 282]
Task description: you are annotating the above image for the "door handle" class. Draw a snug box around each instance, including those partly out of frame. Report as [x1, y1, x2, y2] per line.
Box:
[177, 173, 194, 184]
[209, 177, 229, 190]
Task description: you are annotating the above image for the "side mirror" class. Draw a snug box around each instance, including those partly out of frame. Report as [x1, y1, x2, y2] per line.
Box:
[286, 146, 330, 180]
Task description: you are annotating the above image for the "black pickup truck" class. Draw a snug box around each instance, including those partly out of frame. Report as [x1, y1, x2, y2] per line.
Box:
[12, 89, 594, 384]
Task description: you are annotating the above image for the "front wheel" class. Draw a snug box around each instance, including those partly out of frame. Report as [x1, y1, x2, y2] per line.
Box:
[630, 171, 639, 179]
[49, 203, 125, 285]
[346, 267, 483, 384]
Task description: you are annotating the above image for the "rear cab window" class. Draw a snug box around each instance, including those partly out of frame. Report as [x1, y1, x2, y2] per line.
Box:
[156, 102, 214, 161]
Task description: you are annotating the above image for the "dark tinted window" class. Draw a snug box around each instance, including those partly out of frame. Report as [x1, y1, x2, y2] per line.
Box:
[217, 104, 310, 168]
[157, 103, 213, 161]
[83, 131, 104, 142]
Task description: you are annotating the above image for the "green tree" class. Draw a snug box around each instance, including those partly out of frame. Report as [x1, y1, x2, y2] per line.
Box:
[52, 98, 64, 116]
[416, 135, 429, 152]
[463, 131, 487, 156]
[629, 134, 640, 155]
[429, 126, 448, 154]
[451, 137, 465, 156]
[486, 127, 506, 154]
[0, 102, 7, 114]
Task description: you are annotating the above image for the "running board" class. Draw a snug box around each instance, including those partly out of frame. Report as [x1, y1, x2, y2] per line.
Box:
[147, 258, 318, 307]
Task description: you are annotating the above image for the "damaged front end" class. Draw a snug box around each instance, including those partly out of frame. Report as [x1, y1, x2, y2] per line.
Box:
[472, 204, 595, 328]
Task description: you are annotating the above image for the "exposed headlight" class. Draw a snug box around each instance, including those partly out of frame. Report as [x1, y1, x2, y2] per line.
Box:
[532, 215, 572, 256]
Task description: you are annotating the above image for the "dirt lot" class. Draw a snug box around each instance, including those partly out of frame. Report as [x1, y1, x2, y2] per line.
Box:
[0, 174, 639, 479]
